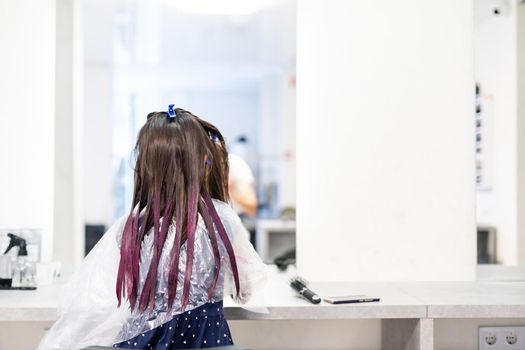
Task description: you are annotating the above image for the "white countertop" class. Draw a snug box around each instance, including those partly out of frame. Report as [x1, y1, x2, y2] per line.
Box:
[2, 266, 525, 322]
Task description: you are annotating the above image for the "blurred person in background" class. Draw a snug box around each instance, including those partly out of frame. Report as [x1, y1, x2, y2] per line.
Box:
[228, 136, 258, 217]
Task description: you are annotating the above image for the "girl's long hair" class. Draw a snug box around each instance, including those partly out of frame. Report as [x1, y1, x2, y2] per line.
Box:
[116, 109, 240, 312]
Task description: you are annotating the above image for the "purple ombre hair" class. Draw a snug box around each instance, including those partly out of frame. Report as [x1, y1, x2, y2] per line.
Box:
[116, 109, 240, 312]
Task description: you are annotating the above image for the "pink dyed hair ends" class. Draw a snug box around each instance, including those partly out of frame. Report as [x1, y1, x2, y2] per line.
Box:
[116, 109, 240, 313]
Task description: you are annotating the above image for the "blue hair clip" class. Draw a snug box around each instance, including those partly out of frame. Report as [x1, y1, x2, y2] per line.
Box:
[212, 134, 220, 143]
[204, 159, 212, 166]
[167, 104, 177, 119]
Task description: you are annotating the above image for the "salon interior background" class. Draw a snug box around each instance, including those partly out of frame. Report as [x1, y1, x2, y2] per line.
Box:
[1, 0, 525, 349]
[82, 0, 297, 267]
[81, 0, 525, 271]
[1, 0, 525, 294]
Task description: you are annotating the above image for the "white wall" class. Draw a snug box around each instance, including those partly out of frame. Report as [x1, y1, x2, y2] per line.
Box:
[83, 65, 113, 225]
[434, 318, 525, 350]
[279, 68, 297, 209]
[475, 0, 519, 265]
[230, 320, 380, 350]
[83, 0, 114, 226]
[297, 0, 476, 281]
[517, 1, 525, 264]
[0, 0, 56, 262]
[54, 0, 85, 273]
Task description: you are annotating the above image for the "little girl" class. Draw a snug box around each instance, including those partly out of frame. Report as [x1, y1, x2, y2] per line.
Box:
[38, 106, 267, 350]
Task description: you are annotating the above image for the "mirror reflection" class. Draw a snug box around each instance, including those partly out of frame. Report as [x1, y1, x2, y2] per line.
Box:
[83, 0, 297, 265]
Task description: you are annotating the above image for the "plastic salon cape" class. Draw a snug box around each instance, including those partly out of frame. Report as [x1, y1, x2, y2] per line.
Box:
[38, 199, 268, 350]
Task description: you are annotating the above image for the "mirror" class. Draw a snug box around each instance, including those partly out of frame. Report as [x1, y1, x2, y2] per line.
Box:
[81, 0, 297, 264]
[474, 0, 525, 266]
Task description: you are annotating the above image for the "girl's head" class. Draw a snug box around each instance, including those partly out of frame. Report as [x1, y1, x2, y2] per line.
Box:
[134, 109, 229, 210]
[116, 107, 239, 312]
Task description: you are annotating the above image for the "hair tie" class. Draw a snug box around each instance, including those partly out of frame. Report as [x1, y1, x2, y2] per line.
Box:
[167, 104, 177, 119]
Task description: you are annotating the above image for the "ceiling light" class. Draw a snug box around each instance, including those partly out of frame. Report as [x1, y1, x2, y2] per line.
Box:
[167, 0, 276, 16]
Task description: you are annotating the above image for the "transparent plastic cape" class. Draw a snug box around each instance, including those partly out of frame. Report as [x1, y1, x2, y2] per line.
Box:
[37, 199, 268, 350]
[216, 200, 269, 313]
[37, 215, 130, 350]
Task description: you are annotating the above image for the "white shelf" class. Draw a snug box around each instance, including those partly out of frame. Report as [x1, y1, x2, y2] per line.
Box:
[2, 266, 525, 349]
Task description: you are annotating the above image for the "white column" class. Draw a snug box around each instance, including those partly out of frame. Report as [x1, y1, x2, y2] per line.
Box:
[0, 0, 56, 262]
[83, 0, 114, 227]
[296, 0, 476, 281]
[517, 2, 525, 264]
[54, 0, 84, 272]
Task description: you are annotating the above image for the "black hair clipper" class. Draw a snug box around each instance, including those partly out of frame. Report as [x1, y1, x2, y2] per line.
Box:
[290, 276, 321, 304]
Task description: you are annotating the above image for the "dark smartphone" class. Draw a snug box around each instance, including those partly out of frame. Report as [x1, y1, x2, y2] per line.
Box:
[324, 295, 380, 304]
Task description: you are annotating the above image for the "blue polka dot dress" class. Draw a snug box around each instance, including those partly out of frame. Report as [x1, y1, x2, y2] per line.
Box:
[114, 301, 233, 349]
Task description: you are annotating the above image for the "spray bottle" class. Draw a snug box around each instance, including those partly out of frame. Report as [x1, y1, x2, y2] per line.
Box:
[3, 233, 34, 288]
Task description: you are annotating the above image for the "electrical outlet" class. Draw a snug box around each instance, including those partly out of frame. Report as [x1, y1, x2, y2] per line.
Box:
[505, 331, 518, 346]
[479, 327, 525, 350]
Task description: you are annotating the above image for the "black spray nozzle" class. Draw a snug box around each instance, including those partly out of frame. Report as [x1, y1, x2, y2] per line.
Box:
[4, 233, 28, 256]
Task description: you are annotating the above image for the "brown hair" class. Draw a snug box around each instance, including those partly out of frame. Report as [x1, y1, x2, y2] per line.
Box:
[116, 108, 240, 312]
